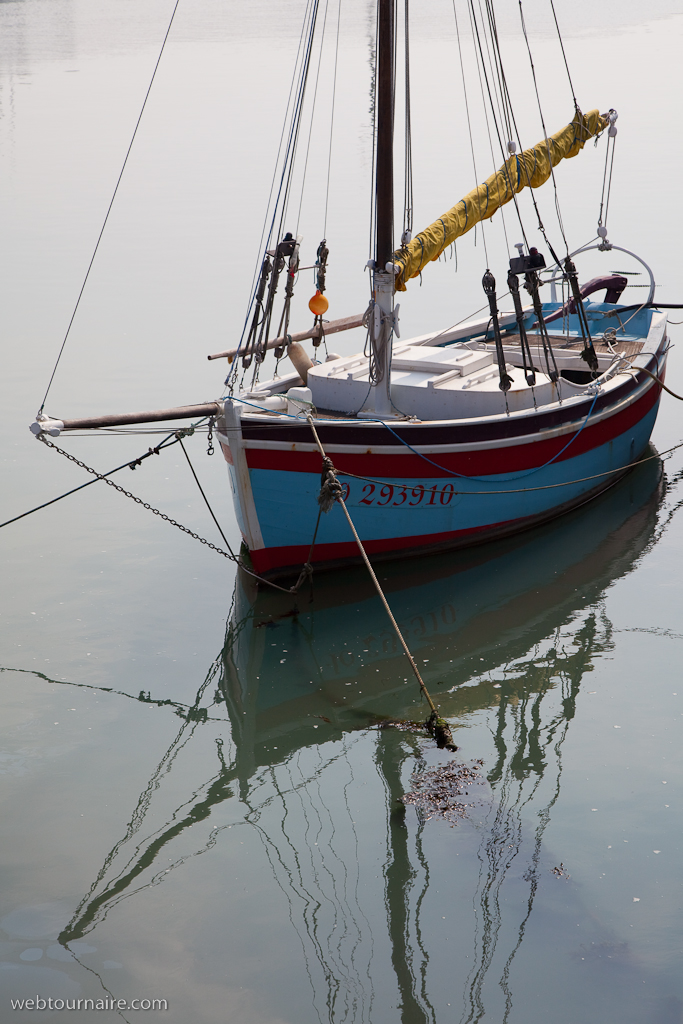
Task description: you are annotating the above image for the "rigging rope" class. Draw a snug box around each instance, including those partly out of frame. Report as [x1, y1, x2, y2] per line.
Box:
[549, 0, 579, 111]
[517, 0, 569, 256]
[323, 0, 343, 237]
[466, 0, 513, 252]
[597, 127, 617, 235]
[295, 0, 332, 235]
[38, 0, 181, 416]
[473, 0, 532, 251]
[482, 0, 515, 146]
[452, 0, 489, 266]
[226, 0, 323, 393]
[276, 0, 323, 243]
[231, 0, 318, 372]
[401, 0, 414, 245]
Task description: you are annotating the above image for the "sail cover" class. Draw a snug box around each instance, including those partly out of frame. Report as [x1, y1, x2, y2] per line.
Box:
[393, 109, 609, 291]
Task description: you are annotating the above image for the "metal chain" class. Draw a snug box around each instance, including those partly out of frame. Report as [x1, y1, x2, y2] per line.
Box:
[206, 417, 215, 456]
[37, 436, 237, 563]
[36, 434, 321, 595]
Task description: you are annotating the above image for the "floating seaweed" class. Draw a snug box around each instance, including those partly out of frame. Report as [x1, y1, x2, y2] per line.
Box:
[401, 759, 486, 824]
[371, 715, 428, 734]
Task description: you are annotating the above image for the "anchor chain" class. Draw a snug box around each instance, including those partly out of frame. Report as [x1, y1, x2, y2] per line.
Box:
[36, 435, 237, 561]
[35, 433, 320, 596]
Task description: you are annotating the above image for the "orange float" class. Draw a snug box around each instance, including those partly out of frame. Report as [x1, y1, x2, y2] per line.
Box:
[308, 290, 329, 316]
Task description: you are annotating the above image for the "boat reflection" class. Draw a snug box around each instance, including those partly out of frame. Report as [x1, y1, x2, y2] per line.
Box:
[223, 452, 665, 1023]
[59, 455, 666, 1022]
[223, 454, 664, 778]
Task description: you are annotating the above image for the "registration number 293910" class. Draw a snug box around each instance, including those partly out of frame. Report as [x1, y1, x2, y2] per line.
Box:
[341, 481, 456, 507]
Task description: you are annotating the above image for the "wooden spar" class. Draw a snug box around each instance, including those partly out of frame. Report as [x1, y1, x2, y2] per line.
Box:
[363, 0, 395, 417]
[58, 402, 222, 431]
[207, 313, 364, 362]
[375, 0, 394, 271]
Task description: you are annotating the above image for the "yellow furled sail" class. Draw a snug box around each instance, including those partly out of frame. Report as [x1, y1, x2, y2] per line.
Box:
[393, 108, 608, 291]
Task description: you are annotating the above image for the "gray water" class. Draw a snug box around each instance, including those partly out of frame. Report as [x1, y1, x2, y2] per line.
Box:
[2, 2, 683, 1021]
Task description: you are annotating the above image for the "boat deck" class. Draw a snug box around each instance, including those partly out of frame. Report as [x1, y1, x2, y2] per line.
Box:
[496, 333, 645, 359]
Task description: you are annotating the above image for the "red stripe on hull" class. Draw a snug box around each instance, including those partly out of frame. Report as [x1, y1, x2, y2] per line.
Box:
[250, 523, 501, 575]
[245, 379, 660, 478]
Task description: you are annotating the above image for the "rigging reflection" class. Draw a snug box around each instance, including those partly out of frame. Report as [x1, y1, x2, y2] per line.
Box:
[59, 456, 666, 1022]
[458, 607, 614, 1024]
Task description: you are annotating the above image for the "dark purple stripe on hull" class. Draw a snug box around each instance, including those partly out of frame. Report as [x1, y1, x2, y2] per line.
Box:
[245, 375, 660, 478]
[242, 367, 656, 448]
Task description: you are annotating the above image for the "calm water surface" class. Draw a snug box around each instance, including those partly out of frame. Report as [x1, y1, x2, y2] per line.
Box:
[2, 2, 683, 1022]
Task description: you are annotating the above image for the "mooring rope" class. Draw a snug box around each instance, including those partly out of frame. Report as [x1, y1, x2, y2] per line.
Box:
[632, 365, 683, 403]
[306, 415, 456, 751]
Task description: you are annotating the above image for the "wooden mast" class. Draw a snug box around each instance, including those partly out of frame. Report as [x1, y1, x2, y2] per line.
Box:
[375, 0, 395, 270]
[364, 0, 396, 418]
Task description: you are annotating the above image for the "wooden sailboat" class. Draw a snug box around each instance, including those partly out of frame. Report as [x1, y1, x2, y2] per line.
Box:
[31, 0, 670, 584]
[208, 1, 668, 578]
